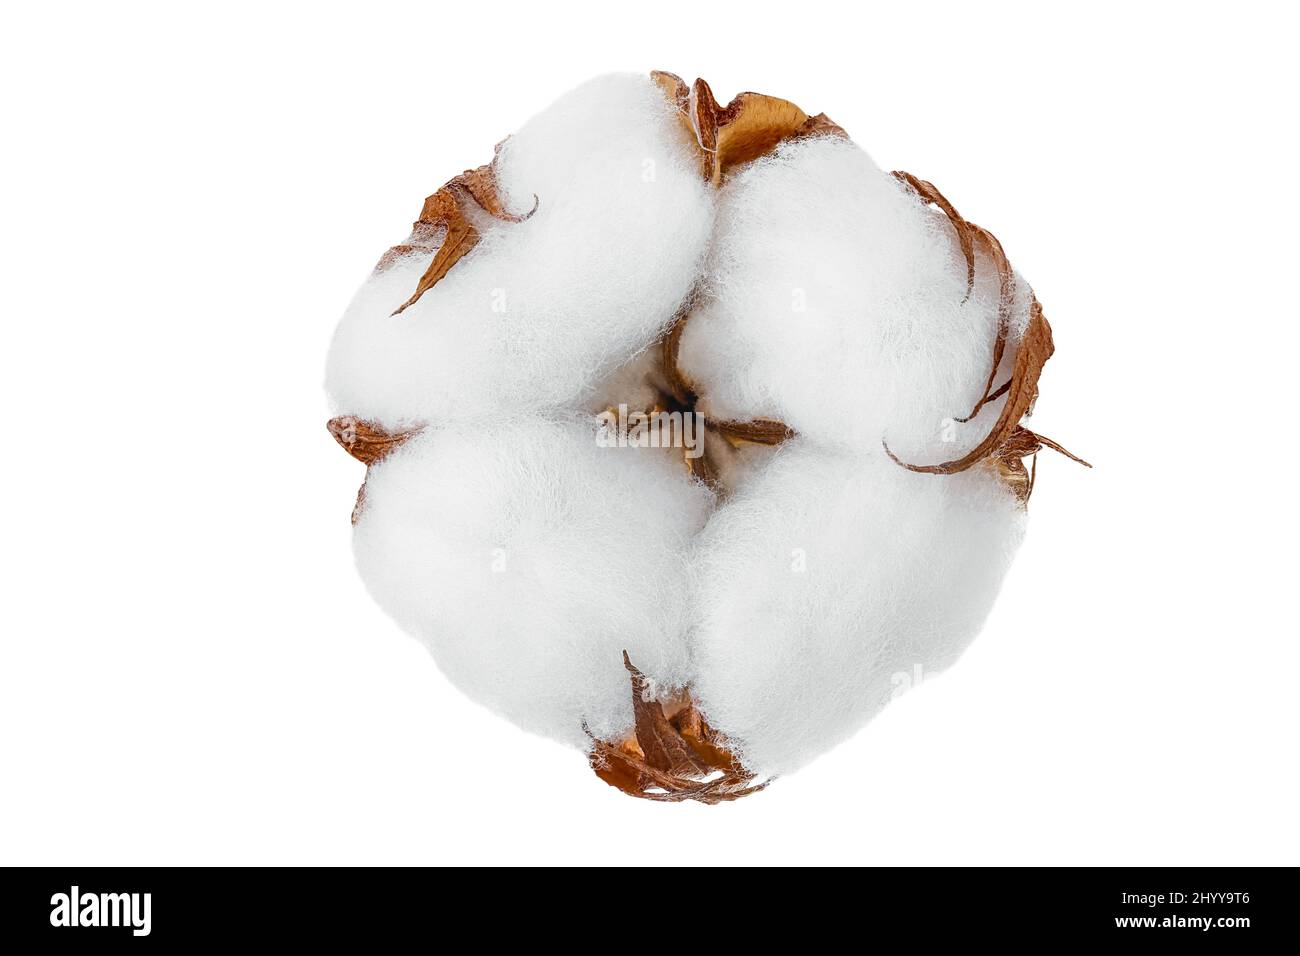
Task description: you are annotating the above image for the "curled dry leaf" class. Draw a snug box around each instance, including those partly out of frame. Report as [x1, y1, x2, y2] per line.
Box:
[587, 653, 766, 804]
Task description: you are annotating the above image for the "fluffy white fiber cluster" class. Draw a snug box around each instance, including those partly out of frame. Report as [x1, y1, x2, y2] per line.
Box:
[326, 74, 714, 428]
[326, 73, 1029, 778]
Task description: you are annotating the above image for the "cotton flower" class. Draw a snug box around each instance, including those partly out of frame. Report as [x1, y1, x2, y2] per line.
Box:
[325, 71, 1087, 802]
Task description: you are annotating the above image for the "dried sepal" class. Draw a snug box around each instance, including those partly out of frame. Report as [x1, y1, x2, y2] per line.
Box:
[587, 737, 767, 804]
[962, 225, 1014, 422]
[657, 288, 797, 487]
[692, 78, 809, 185]
[652, 71, 846, 185]
[893, 171, 978, 295]
[651, 69, 695, 146]
[673, 703, 740, 773]
[646, 72, 832, 493]
[374, 219, 445, 274]
[349, 483, 367, 526]
[655, 292, 753, 492]
[989, 425, 1091, 503]
[587, 653, 767, 803]
[883, 299, 1090, 488]
[883, 299, 1053, 475]
[327, 416, 422, 524]
[645, 73, 832, 491]
[892, 171, 1019, 424]
[389, 190, 477, 315]
[710, 418, 796, 446]
[686, 446, 721, 493]
[658, 294, 698, 406]
[386, 150, 538, 316]
[882, 173, 1088, 494]
[588, 736, 648, 795]
[797, 112, 847, 139]
[624, 651, 710, 777]
[326, 416, 421, 465]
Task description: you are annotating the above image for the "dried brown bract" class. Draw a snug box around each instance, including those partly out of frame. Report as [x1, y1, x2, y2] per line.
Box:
[652, 71, 845, 185]
[385, 147, 538, 315]
[587, 653, 766, 804]
[326, 416, 421, 524]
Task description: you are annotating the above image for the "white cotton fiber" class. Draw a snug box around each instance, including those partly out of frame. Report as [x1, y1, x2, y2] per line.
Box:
[351, 416, 714, 746]
[325, 73, 714, 432]
[688, 440, 1025, 776]
[678, 135, 1032, 465]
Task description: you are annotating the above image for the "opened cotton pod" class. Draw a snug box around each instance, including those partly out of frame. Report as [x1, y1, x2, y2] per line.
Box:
[324, 71, 1088, 802]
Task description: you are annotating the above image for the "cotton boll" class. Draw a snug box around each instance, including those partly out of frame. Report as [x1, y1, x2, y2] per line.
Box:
[326, 73, 714, 431]
[352, 416, 714, 747]
[689, 439, 1025, 776]
[323, 70, 1077, 802]
[678, 134, 1030, 464]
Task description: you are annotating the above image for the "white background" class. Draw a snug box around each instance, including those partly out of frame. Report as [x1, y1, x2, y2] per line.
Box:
[2, 1, 1296, 865]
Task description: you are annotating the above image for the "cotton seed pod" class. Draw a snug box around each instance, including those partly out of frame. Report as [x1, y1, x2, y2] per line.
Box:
[325, 71, 1087, 803]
